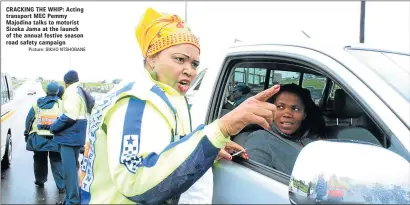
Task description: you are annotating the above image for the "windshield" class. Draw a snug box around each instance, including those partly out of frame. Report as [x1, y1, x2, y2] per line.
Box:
[346, 49, 410, 101]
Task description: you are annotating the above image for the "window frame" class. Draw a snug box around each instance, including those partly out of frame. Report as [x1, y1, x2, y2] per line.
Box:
[208, 52, 410, 185]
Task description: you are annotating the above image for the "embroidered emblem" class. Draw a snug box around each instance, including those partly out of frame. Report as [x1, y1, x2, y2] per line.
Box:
[120, 135, 142, 173]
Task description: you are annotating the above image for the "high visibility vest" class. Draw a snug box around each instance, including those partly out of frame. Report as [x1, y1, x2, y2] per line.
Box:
[30, 99, 63, 136]
[79, 69, 228, 204]
[79, 81, 180, 204]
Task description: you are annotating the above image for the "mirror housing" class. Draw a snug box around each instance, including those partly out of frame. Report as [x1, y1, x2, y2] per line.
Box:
[289, 140, 410, 204]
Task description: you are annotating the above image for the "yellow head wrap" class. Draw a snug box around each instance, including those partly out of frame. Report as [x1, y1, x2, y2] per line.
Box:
[135, 8, 200, 58]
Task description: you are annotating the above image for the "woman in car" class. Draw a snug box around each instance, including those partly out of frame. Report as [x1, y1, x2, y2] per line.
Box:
[234, 83, 325, 175]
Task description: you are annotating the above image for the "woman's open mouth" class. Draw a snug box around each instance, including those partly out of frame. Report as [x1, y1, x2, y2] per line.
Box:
[178, 80, 191, 93]
[280, 121, 294, 129]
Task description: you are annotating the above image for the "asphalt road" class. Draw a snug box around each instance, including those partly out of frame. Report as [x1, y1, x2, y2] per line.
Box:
[1, 81, 65, 204]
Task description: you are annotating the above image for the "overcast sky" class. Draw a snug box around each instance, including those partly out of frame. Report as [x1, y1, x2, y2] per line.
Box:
[1, 1, 409, 81]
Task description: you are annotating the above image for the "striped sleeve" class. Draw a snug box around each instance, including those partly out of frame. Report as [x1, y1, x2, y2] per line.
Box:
[106, 97, 229, 204]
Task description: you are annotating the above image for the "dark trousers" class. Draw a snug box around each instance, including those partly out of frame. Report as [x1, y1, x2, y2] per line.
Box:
[33, 151, 65, 189]
[60, 145, 81, 205]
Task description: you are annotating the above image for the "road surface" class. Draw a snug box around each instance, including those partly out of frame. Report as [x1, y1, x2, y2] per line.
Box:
[1, 81, 65, 204]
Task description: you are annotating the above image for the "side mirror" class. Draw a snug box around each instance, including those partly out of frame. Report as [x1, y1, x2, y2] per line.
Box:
[289, 140, 410, 204]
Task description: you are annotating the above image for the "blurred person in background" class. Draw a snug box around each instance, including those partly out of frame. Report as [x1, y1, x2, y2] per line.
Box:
[24, 81, 65, 193]
[228, 83, 252, 108]
[57, 85, 65, 99]
[50, 70, 94, 205]
[56, 84, 82, 168]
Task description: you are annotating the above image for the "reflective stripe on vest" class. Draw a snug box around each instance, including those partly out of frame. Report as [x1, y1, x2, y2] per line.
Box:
[30, 100, 63, 136]
[80, 82, 178, 196]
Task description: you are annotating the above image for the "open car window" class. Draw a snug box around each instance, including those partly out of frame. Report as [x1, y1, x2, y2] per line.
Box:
[217, 56, 400, 183]
[228, 67, 327, 109]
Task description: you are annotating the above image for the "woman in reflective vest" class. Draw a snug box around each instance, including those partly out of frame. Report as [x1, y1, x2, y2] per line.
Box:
[24, 81, 65, 192]
[79, 7, 279, 204]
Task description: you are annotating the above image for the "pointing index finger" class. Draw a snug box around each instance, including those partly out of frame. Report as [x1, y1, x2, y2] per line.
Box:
[253, 84, 280, 102]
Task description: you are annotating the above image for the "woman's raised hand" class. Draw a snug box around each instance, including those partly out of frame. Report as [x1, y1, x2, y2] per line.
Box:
[218, 84, 280, 136]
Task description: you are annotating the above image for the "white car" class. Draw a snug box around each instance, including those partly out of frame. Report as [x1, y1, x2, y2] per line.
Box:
[1, 72, 15, 170]
[27, 88, 36, 95]
[189, 40, 410, 204]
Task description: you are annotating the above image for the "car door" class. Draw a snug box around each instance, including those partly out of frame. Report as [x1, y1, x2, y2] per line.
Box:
[1, 73, 11, 158]
[208, 44, 410, 204]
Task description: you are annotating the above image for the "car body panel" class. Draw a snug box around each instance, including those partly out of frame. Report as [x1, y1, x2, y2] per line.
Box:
[1, 73, 14, 160]
[213, 160, 290, 204]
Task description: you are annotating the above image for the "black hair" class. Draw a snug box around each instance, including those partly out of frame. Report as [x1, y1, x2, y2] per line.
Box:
[239, 86, 251, 95]
[268, 83, 325, 137]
